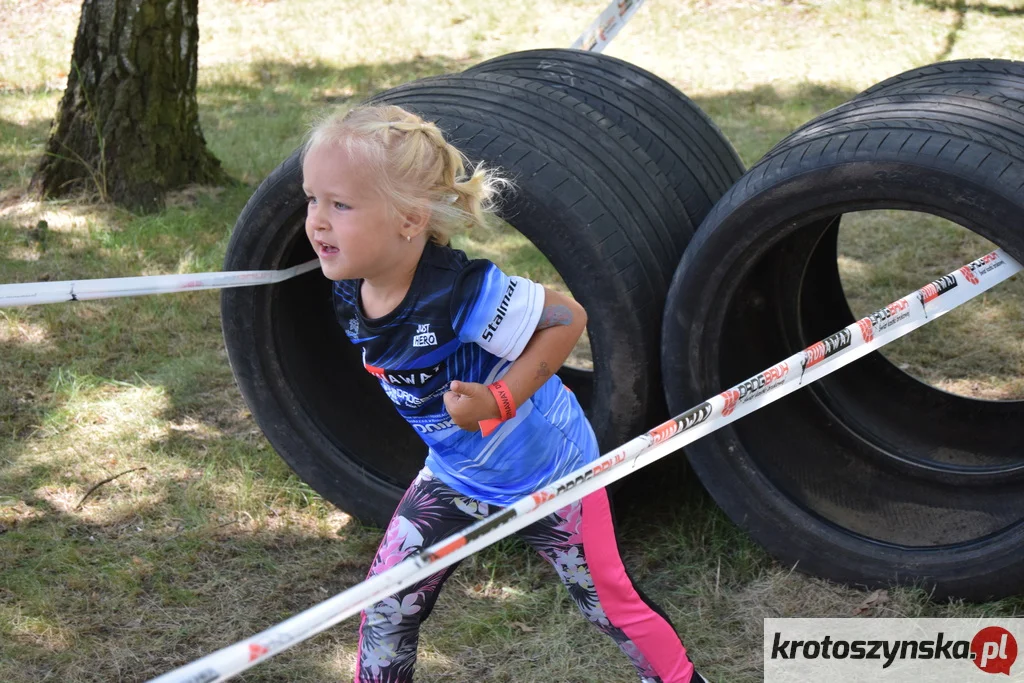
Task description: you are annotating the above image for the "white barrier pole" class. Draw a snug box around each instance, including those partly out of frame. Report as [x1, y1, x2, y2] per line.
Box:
[148, 249, 1021, 683]
[0, 260, 320, 308]
[571, 0, 647, 52]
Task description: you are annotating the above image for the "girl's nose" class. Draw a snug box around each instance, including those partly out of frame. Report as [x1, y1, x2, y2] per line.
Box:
[308, 205, 328, 230]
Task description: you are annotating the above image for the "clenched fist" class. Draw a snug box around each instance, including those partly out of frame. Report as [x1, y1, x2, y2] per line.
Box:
[443, 380, 500, 432]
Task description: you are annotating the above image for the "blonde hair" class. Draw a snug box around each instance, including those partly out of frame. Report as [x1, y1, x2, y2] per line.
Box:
[303, 104, 511, 245]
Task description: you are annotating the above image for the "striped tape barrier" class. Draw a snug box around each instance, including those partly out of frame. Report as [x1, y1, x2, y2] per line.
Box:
[0, 260, 320, 308]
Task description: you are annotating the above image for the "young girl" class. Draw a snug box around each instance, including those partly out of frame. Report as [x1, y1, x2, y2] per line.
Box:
[302, 104, 705, 683]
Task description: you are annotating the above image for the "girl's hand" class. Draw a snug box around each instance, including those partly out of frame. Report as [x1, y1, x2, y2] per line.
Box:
[442, 380, 499, 432]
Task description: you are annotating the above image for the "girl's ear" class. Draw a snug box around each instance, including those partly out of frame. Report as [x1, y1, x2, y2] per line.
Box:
[400, 207, 432, 241]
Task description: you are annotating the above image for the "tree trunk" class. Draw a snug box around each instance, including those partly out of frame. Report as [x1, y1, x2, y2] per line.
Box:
[31, 0, 228, 213]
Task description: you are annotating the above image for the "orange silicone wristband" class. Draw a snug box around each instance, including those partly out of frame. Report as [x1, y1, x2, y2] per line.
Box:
[478, 380, 516, 437]
[488, 380, 516, 421]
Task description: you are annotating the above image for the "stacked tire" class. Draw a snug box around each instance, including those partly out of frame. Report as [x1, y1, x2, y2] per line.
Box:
[220, 49, 744, 528]
[661, 58, 1024, 600]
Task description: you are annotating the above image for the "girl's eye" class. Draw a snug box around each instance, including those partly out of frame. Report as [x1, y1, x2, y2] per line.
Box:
[306, 196, 317, 205]
[333, 201, 350, 211]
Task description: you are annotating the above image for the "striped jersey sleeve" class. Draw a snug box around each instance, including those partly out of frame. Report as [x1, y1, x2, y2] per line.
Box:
[450, 260, 545, 361]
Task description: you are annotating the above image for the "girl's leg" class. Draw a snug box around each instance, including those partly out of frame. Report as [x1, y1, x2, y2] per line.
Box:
[355, 470, 487, 682]
[517, 488, 696, 683]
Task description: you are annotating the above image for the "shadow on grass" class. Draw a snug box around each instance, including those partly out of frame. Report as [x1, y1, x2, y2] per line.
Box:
[937, 0, 968, 62]
[912, 0, 1024, 63]
[245, 54, 476, 98]
[0, 115, 50, 190]
[198, 55, 476, 183]
[914, 0, 1024, 18]
[688, 82, 859, 166]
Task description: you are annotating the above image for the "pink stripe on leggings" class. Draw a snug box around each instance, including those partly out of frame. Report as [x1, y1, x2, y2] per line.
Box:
[354, 610, 366, 680]
[582, 489, 693, 683]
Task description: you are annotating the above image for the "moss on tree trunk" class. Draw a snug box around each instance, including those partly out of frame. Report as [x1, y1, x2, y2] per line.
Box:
[32, 0, 228, 213]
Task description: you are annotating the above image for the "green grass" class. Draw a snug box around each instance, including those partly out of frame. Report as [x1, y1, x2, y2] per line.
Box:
[2, 0, 1024, 681]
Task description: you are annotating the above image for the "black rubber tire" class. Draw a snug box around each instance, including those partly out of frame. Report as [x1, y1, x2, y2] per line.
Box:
[222, 73, 685, 526]
[767, 59, 1024, 159]
[661, 66, 1024, 599]
[466, 48, 745, 212]
[857, 58, 1024, 98]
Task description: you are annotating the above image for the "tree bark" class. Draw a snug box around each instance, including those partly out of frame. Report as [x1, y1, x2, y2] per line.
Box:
[31, 0, 228, 213]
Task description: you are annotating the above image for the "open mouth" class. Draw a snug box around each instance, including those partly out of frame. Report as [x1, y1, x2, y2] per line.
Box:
[316, 240, 339, 255]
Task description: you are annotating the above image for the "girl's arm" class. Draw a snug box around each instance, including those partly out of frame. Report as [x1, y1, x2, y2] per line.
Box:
[443, 287, 587, 431]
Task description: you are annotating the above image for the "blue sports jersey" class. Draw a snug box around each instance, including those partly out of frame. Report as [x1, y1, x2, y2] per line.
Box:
[333, 241, 599, 506]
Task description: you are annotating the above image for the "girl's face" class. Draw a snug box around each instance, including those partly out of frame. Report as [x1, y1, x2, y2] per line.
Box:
[302, 143, 405, 281]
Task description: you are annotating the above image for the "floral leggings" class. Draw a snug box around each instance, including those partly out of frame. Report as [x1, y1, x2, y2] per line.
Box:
[355, 469, 695, 682]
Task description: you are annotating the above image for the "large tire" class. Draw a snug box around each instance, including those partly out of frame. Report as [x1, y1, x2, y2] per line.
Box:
[857, 58, 1024, 98]
[223, 71, 685, 526]
[466, 48, 745, 206]
[661, 61, 1024, 600]
[768, 59, 1024, 158]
